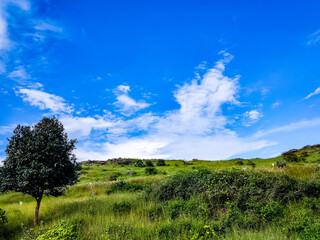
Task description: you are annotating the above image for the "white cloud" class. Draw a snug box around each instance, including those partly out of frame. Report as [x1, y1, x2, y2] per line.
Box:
[18, 88, 73, 113]
[114, 85, 150, 115]
[34, 20, 63, 33]
[305, 87, 320, 99]
[307, 29, 320, 46]
[271, 101, 281, 108]
[0, 124, 16, 135]
[0, 0, 30, 51]
[72, 53, 273, 161]
[59, 115, 116, 139]
[254, 117, 320, 138]
[8, 66, 31, 82]
[244, 110, 263, 121]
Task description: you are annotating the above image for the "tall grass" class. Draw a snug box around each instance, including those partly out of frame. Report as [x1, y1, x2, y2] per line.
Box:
[2, 157, 320, 239]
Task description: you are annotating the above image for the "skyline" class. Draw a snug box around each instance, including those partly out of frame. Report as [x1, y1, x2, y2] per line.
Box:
[1, 0, 320, 161]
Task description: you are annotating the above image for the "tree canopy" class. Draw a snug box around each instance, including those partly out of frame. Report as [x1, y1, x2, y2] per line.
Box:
[0, 116, 79, 225]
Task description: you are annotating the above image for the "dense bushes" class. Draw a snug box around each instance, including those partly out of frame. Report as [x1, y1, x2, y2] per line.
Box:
[112, 201, 132, 214]
[145, 167, 158, 175]
[106, 180, 146, 194]
[148, 169, 320, 203]
[36, 220, 81, 240]
[146, 169, 320, 232]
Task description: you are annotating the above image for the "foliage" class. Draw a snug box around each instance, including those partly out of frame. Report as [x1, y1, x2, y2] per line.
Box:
[236, 159, 244, 165]
[107, 172, 122, 181]
[282, 152, 299, 162]
[156, 159, 166, 166]
[0, 116, 79, 225]
[147, 169, 320, 231]
[145, 167, 158, 175]
[112, 200, 132, 214]
[0, 208, 7, 226]
[134, 160, 145, 167]
[36, 220, 81, 240]
[145, 160, 154, 167]
[106, 180, 146, 194]
[277, 160, 287, 168]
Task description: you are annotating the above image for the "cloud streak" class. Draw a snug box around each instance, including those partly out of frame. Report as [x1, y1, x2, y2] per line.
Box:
[17, 88, 73, 113]
[307, 29, 320, 46]
[254, 117, 320, 138]
[305, 87, 320, 99]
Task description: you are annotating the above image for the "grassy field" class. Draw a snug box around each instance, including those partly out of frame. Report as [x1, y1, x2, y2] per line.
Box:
[1, 145, 320, 239]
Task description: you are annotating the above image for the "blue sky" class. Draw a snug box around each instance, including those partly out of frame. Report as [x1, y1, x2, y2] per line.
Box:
[1, 0, 320, 161]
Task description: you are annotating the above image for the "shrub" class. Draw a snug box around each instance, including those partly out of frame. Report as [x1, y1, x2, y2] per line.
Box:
[106, 180, 145, 194]
[0, 208, 7, 226]
[302, 221, 320, 240]
[134, 160, 145, 167]
[247, 160, 256, 168]
[112, 201, 132, 214]
[168, 200, 185, 219]
[145, 167, 158, 175]
[147, 169, 320, 221]
[236, 159, 244, 165]
[107, 172, 122, 181]
[145, 160, 154, 167]
[156, 159, 166, 166]
[282, 152, 299, 162]
[146, 205, 163, 220]
[277, 160, 287, 168]
[261, 201, 283, 222]
[36, 220, 81, 240]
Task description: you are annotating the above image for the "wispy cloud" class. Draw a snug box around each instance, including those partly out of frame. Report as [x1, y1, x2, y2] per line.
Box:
[0, 0, 30, 71]
[17, 88, 73, 113]
[254, 117, 320, 138]
[34, 20, 63, 33]
[305, 87, 320, 99]
[0, 124, 16, 135]
[307, 29, 320, 46]
[7, 66, 31, 82]
[271, 101, 281, 108]
[114, 85, 150, 116]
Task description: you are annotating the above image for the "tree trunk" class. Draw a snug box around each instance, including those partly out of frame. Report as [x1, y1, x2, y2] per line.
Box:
[34, 197, 42, 226]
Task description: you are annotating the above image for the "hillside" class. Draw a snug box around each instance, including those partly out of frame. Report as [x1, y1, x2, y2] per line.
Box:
[1, 145, 320, 239]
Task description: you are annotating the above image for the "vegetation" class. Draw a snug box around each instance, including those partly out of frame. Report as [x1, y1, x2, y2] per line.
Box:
[1, 144, 320, 239]
[0, 117, 79, 226]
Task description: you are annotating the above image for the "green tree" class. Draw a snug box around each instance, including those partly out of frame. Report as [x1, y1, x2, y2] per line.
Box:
[0, 116, 79, 226]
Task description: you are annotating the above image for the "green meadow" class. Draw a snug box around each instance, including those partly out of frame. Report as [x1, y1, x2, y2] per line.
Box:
[1, 145, 320, 239]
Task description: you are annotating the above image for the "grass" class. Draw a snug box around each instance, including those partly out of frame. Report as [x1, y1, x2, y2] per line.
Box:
[1, 145, 320, 239]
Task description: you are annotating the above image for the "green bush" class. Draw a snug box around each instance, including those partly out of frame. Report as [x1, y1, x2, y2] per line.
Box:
[36, 220, 81, 240]
[236, 159, 244, 165]
[145, 167, 158, 175]
[147, 169, 320, 232]
[156, 159, 166, 166]
[112, 201, 132, 214]
[261, 201, 283, 222]
[145, 160, 154, 167]
[107, 172, 122, 181]
[168, 200, 185, 219]
[277, 160, 287, 168]
[146, 205, 163, 220]
[0, 208, 7, 226]
[282, 152, 299, 162]
[106, 180, 145, 194]
[134, 160, 145, 167]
